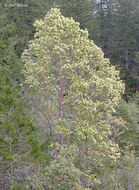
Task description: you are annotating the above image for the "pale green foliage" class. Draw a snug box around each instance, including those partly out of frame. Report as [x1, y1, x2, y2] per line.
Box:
[28, 158, 81, 190]
[22, 8, 124, 163]
[28, 145, 86, 190]
[27, 144, 100, 190]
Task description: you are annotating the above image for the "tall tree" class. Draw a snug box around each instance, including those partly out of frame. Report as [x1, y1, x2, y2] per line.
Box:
[0, 1, 51, 189]
[113, 0, 139, 100]
[22, 8, 125, 188]
[92, 0, 139, 98]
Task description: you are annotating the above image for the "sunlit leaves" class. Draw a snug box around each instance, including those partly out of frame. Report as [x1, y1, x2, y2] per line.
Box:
[22, 8, 124, 165]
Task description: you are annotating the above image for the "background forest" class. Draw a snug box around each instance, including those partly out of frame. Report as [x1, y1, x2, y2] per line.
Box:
[0, 0, 139, 190]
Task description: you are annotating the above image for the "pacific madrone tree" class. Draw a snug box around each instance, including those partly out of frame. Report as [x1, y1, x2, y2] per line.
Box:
[22, 8, 125, 186]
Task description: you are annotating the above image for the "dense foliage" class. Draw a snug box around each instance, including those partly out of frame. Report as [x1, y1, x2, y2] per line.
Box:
[0, 1, 139, 189]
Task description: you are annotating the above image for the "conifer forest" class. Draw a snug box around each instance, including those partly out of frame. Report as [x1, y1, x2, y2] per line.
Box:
[0, 0, 139, 189]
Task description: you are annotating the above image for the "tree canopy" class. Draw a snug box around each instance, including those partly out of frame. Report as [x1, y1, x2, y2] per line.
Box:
[0, 1, 139, 189]
[21, 8, 126, 189]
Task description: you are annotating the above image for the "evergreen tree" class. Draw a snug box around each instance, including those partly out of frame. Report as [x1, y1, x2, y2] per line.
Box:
[113, 0, 139, 100]
[0, 1, 48, 188]
[93, 0, 139, 98]
[0, 0, 138, 189]
[22, 8, 125, 188]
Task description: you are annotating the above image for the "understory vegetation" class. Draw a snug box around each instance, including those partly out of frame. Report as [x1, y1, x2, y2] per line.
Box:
[0, 1, 139, 189]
